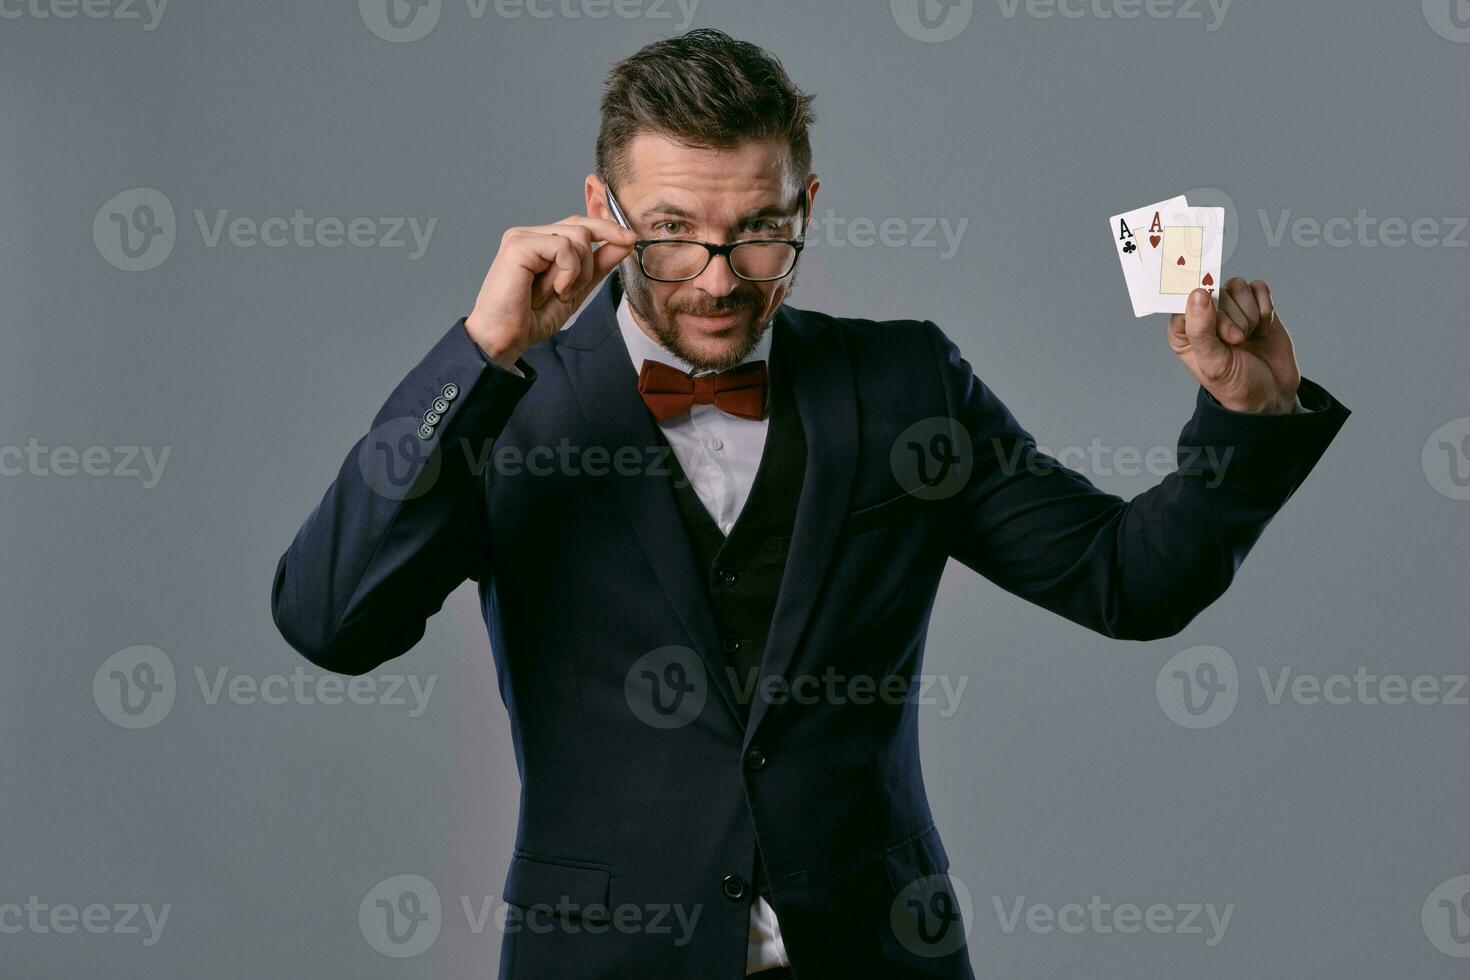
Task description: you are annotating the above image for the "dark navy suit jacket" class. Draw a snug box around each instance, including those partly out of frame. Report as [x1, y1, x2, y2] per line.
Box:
[272, 273, 1350, 978]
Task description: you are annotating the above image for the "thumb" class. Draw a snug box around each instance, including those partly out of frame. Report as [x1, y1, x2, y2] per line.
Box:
[1180, 288, 1232, 380]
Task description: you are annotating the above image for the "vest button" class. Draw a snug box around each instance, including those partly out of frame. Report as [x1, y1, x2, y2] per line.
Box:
[721, 875, 747, 900]
[718, 567, 738, 587]
[722, 636, 742, 654]
[744, 746, 767, 770]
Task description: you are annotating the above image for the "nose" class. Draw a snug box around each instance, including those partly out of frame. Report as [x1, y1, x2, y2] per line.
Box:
[691, 248, 740, 295]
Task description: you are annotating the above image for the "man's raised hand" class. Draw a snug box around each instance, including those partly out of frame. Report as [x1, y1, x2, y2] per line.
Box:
[1167, 278, 1301, 415]
[464, 216, 638, 370]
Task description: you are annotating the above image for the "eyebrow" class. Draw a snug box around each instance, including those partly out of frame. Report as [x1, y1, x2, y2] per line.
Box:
[637, 201, 799, 226]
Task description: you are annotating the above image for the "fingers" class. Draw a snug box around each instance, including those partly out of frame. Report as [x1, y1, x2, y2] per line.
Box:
[509, 231, 586, 307]
[590, 236, 632, 282]
[1179, 288, 1233, 380]
[1250, 279, 1275, 326]
[525, 215, 638, 246]
[1217, 290, 1248, 344]
[1222, 277, 1267, 342]
[521, 217, 639, 303]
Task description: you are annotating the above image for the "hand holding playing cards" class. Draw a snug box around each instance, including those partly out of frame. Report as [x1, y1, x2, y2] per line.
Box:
[1167, 279, 1300, 415]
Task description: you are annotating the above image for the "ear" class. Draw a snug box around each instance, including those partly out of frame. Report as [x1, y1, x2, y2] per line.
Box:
[584, 172, 613, 222]
[801, 174, 820, 236]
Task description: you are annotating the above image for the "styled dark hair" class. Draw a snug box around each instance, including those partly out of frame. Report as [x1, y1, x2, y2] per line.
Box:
[596, 29, 816, 194]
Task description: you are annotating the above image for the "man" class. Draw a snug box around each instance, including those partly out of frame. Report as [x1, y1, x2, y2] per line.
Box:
[271, 29, 1349, 980]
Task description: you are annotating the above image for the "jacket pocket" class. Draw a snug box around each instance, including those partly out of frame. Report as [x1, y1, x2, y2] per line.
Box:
[842, 490, 921, 536]
[503, 849, 612, 922]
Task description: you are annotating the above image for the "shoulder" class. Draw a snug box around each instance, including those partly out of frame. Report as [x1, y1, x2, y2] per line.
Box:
[780, 302, 961, 381]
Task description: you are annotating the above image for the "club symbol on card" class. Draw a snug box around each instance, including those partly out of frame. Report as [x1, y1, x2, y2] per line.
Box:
[1123, 240, 1136, 254]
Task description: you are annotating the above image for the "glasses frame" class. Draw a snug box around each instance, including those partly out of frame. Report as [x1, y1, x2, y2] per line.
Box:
[602, 180, 807, 283]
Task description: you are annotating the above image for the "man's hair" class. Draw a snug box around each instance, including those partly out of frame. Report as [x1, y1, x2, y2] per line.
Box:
[596, 29, 816, 196]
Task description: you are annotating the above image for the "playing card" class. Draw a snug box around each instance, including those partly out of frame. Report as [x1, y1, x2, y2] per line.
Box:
[1142, 203, 1224, 315]
[1109, 196, 1226, 317]
[1108, 195, 1186, 317]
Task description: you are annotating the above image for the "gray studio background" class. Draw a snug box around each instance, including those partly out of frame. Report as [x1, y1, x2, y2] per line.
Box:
[4, 1, 1468, 976]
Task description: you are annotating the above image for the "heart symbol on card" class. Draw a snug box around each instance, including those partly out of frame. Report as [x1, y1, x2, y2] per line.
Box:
[1149, 235, 1161, 247]
[1202, 274, 1214, 287]
[1176, 256, 1186, 265]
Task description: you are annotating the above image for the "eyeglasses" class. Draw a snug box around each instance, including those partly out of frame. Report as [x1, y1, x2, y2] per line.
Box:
[603, 181, 806, 283]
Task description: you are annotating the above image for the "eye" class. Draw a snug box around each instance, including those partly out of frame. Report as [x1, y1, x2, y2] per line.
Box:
[653, 221, 689, 236]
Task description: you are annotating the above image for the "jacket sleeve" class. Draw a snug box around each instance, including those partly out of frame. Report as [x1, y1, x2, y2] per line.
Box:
[925, 320, 1351, 641]
[271, 319, 536, 674]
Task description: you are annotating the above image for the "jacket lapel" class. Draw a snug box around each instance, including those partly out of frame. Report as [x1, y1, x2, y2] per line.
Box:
[743, 305, 859, 744]
[559, 275, 744, 728]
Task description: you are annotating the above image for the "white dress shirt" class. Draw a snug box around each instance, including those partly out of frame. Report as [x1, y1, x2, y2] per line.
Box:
[615, 295, 791, 974]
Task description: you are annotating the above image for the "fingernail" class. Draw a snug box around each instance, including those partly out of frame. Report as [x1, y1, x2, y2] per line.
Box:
[1189, 289, 1209, 311]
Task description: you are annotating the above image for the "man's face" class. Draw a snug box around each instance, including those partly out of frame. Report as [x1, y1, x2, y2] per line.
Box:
[589, 134, 816, 372]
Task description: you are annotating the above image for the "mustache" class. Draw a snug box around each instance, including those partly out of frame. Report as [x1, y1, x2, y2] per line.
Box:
[670, 293, 763, 317]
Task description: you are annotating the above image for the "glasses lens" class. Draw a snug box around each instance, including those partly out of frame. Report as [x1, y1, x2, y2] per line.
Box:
[640, 242, 710, 281]
[729, 242, 798, 281]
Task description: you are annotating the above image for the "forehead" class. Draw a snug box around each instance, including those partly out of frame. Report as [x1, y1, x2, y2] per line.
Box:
[618, 133, 796, 213]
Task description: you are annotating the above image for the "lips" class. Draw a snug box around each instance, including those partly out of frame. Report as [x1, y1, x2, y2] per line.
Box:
[681, 311, 745, 329]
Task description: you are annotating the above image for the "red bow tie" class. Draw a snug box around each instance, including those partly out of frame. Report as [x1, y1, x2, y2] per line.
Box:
[637, 359, 768, 422]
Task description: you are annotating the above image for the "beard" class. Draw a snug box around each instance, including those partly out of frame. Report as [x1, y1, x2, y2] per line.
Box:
[621, 262, 799, 372]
